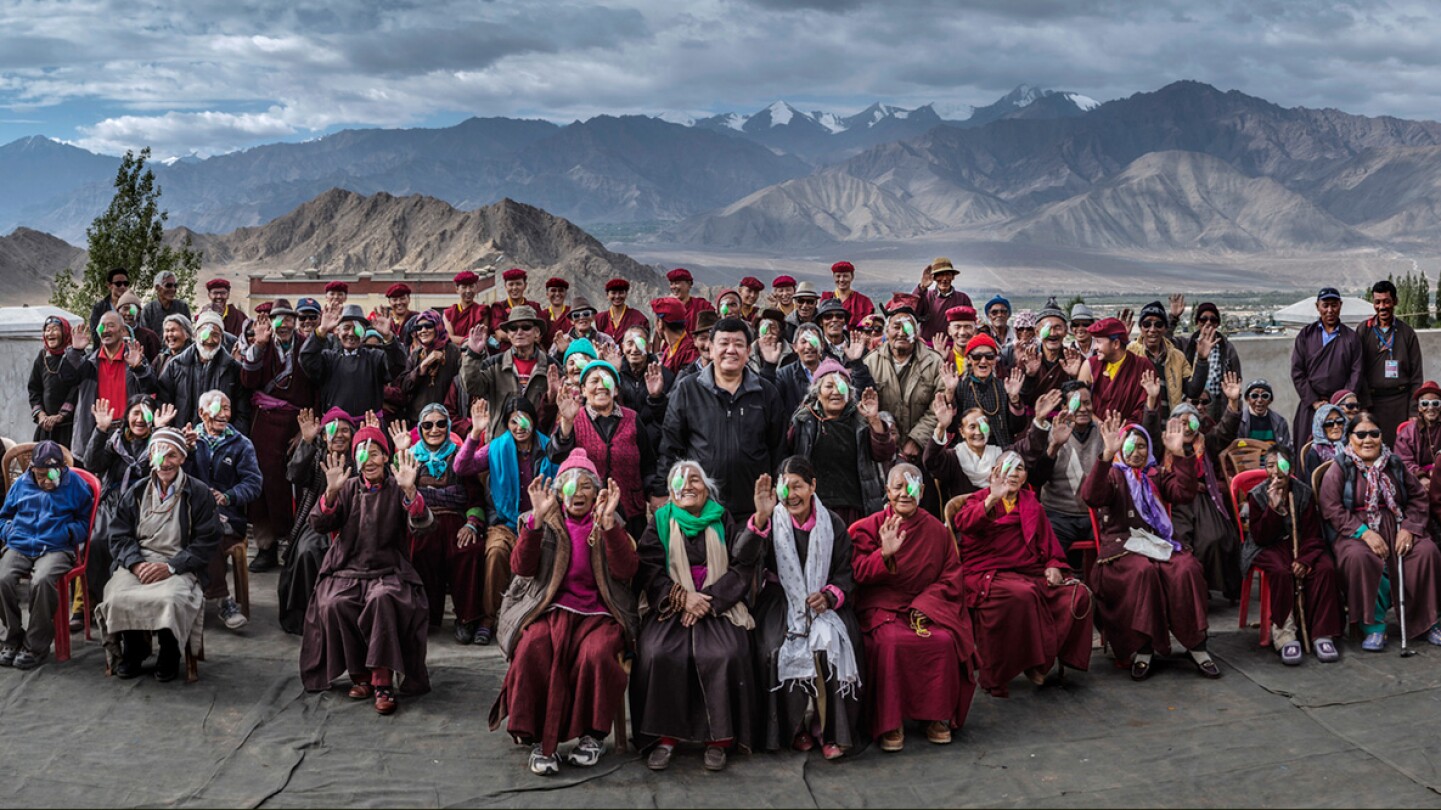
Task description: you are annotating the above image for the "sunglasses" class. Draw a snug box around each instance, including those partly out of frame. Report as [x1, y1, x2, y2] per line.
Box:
[969, 352, 998, 362]
[1140, 319, 1166, 329]
[1422, 400, 1441, 408]
[112, 280, 129, 288]
[1351, 429, 1382, 439]
[159, 283, 177, 290]
[415, 323, 435, 331]
[820, 312, 847, 320]
[1071, 321, 1093, 329]
[1322, 418, 1346, 428]
[299, 313, 320, 321]
[1196, 316, 1220, 325]
[1248, 391, 1272, 401]
[1340, 402, 1360, 411]
[420, 420, 446, 431]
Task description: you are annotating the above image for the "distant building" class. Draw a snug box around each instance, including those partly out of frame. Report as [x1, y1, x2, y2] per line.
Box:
[247, 263, 500, 311]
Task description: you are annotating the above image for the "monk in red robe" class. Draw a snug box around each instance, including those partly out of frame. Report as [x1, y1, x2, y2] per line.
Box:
[953, 451, 1093, 697]
[1080, 318, 1147, 423]
[851, 463, 978, 752]
[1081, 413, 1219, 681]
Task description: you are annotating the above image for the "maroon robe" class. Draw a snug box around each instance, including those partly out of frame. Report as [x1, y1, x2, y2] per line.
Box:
[954, 490, 1093, 695]
[822, 290, 876, 330]
[1290, 321, 1362, 450]
[1080, 456, 1209, 662]
[542, 305, 572, 347]
[408, 464, 485, 626]
[443, 301, 488, 345]
[596, 305, 648, 342]
[676, 296, 715, 333]
[1087, 352, 1147, 424]
[1394, 417, 1441, 480]
[1319, 456, 1441, 639]
[851, 508, 977, 735]
[240, 336, 314, 549]
[659, 334, 699, 375]
[1246, 481, 1344, 640]
[912, 285, 974, 343]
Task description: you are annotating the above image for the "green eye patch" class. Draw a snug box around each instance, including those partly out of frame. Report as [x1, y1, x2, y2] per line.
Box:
[632, 335, 647, 352]
[355, 443, 371, 465]
[562, 477, 577, 499]
[208, 399, 223, 416]
[272, 316, 284, 330]
[1187, 415, 1200, 432]
[325, 421, 338, 440]
[904, 472, 922, 498]
[142, 404, 154, 424]
[834, 379, 849, 397]
[46, 468, 60, 482]
[978, 417, 990, 436]
[901, 321, 915, 338]
[1068, 393, 1082, 413]
[671, 473, 686, 493]
[759, 322, 771, 336]
[777, 481, 790, 500]
[1123, 436, 1137, 456]
[1278, 457, 1291, 475]
[515, 415, 532, 432]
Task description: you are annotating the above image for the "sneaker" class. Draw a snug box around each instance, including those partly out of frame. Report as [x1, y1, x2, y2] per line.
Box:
[219, 597, 248, 630]
[1427, 624, 1441, 647]
[69, 610, 84, 633]
[248, 546, 279, 573]
[12, 649, 44, 670]
[529, 744, 560, 776]
[567, 735, 604, 767]
[1362, 631, 1387, 652]
[453, 620, 475, 645]
[0, 646, 17, 667]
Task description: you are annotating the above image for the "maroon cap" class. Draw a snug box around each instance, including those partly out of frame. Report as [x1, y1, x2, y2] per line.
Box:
[1087, 317, 1129, 340]
[666, 268, 694, 284]
[605, 278, 630, 292]
[385, 283, 411, 298]
[946, 305, 977, 323]
[650, 297, 686, 324]
[831, 261, 855, 275]
[254, 301, 274, 316]
[772, 275, 797, 289]
[884, 292, 921, 317]
[453, 271, 479, 285]
[204, 278, 231, 291]
[739, 276, 764, 291]
[545, 276, 569, 290]
[502, 268, 527, 282]
[324, 280, 349, 293]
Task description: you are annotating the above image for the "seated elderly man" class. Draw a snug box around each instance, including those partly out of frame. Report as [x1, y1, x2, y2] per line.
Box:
[187, 389, 262, 632]
[98, 427, 221, 682]
[0, 441, 94, 669]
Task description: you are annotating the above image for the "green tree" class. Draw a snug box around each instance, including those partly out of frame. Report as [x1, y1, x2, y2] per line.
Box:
[50, 147, 201, 316]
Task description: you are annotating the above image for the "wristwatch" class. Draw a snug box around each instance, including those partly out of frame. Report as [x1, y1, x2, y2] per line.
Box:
[166, 564, 176, 575]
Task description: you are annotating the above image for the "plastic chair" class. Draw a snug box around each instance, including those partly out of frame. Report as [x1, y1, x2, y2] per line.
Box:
[1219, 438, 1273, 484]
[1228, 468, 1271, 646]
[53, 469, 101, 663]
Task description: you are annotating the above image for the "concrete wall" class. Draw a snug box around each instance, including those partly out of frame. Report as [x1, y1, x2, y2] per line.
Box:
[1231, 329, 1441, 429]
[0, 336, 39, 444]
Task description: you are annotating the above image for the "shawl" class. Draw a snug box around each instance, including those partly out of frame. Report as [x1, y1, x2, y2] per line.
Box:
[488, 431, 556, 529]
[956, 442, 1003, 487]
[1342, 444, 1404, 527]
[770, 497, 859, 697]
[1311, 404, 1345, 462]
[657, 500, 753, 629]
[411, 403, 457, 479]
[1113, 423, 1178, 547]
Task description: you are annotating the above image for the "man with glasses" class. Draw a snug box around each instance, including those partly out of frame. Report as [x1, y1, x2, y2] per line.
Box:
[815, 297, 852, 357]
[241, 299, 316, 572]
[1290, 287, 1362, 450]
[140, 271, 191, 336]
[1394, 380, 1441, 490]
[460, 305, 552, 441]
[89, 267, 131, 333]
[984, 295, 1013, 348]
[1360, 279, 1424, 444]
[1183, 302, 1242, 421]
[784, 282, 821, 341]
[203, 278, 248, 337]
[949, 332, 1026, 447]
[1128, 300, 1208, 415]
[294, 298, 321, 340]
[1236, 379, 1290, 448]
[1068, 303, 1097, 357]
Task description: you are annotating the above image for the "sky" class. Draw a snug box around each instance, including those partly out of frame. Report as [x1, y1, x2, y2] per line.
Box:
[3, 0, 1440, 158]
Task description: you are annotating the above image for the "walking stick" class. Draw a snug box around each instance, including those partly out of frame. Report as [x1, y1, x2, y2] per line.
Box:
[1399, 548, 1416, 658]
[1287, 491, 1311, 651]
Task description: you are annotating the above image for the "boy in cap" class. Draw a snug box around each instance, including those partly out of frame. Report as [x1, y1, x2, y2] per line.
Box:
[666, 268, 714, 332]
[597, 278, 647, 341]
[821, 261, 876, 329]
[444, 271, 487, 346]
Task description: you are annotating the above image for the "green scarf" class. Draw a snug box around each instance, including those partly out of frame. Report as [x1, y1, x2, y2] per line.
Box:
[655, 499, 727, 562]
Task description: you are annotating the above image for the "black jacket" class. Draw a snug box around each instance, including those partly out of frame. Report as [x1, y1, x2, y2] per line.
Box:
[108, 473, 223, 587]
[299, 332, 408, 417]
[659, 366, 786, 516]
[763, 356, 875, 425]
[156, 344, 246, 431]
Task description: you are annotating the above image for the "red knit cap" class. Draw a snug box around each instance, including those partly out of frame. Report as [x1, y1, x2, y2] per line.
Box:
[964, 333, 1000, 356]
[351, 426, 390, 456]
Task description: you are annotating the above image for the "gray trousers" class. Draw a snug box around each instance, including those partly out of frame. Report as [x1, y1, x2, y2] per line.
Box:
[0, 550, 76, 655]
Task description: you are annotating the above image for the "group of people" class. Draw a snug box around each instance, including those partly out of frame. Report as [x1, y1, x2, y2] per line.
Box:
[7, 259, 1441, 775]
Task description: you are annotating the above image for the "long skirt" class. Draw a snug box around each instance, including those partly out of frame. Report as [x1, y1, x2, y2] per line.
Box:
[246, 408, 299, 551]
[864, 618, 974, 737]
[97, 569, 204, 668]
[630, 613, 755, 749]
[1090, 551, 1208, 662]
[408, 512, 485, 627]
[491, 610, 627, 756]
[754, 583, 864, 751]
[1251, 546, 1344, 639]
[299, 572, 431, 694]
[1172, 495, 1241, 600]
[971, 572, 1093, 695]
[1336, 530, 1441, 639]
[278, 525, 330, 635]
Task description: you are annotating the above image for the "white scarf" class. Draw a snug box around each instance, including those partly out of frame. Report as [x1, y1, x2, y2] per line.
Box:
[770, 496, 860, 698]
[956, 443, 1003, 487]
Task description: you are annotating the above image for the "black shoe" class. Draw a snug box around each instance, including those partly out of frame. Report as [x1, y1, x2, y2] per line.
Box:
[153, 655, 180, 682]
[116, 659, 144, 679]
[453, 620, 475, 645]
[248, 546, 279, 573]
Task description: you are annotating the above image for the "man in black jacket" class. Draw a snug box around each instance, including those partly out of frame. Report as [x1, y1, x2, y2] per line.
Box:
[156, 310, 246, 432]
[300, 303, 406, 418]
[659, 317, 785, 519]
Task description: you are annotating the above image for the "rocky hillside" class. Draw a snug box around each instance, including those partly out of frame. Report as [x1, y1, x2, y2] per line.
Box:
[0, 227, 87, 303]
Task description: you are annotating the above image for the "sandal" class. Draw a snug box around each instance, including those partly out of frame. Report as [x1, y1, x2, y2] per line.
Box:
[374, 685, 397, 715]
[1313, 637, 1340, 663]
[1279, 641, 1304, 666]
[792, 732, 814, 752]
[1130, 653, 1153, 681]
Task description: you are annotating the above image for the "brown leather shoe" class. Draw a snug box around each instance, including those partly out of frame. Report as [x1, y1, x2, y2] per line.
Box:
[646, 744, 674, 771]
[702, 746, 727, 771]
[348, 682, 373, 699]
[374, 686, 397, 715]
[925, 721, 952, 745]
[879, 728, 904, 752]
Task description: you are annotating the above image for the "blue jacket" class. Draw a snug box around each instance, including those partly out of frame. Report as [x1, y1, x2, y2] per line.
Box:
[187, 428, 263, 536]
[0, 471, 93, 557]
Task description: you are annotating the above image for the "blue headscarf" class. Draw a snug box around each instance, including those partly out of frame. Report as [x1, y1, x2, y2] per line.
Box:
[1311, 403, 1345, 462]
[410, 402, 457, 479]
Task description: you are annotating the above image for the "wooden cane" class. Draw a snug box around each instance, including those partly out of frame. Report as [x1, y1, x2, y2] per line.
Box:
[1288, 490, 1312, 650]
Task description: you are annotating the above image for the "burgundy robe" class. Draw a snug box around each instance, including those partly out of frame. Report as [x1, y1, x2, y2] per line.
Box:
[1080, 456, 1209, 662]
[676, 296, 715, 333]
[1246, 481, 1344, 639]
[955, 490, 1093, 694]
[1290, 321, 1362, 450]
[443, 301, 488, 345]
[1394, 418, 1441, 480]
[851, 508, 977, 735]
[596, 306, 648, 342]
[822, 290, 877, 330]
[240, 337, 314, 548]
[912, 285, 974, 344]
[1087, 352, 1147, 424]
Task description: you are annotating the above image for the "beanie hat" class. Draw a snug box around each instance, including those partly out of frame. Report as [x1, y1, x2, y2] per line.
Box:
[149, 428, 189, 461]
[964, 333, 1000, 356]
[985, 295, 1010, 314]
[563, 337, 598, 364]
[814, 358, 850, 383]
[351, 426, 390, 456]
[195, 310, 225, 341]
[580, 360, 619, 388]
[557, 448, 600, 482]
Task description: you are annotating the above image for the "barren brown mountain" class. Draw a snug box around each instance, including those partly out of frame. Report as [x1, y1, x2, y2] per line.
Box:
[0, 227, 87, 303]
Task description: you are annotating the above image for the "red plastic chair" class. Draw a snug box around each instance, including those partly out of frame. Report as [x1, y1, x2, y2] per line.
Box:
[1228, 468, 1271, 647]
[51, 469, 102, 663]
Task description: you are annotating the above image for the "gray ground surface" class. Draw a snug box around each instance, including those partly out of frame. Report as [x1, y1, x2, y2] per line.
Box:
[5, 562, 1441, 808]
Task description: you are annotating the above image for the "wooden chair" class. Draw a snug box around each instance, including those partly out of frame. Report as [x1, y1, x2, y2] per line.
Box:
[1311, 459, 1333, 496]
[1227, 468, 1271, 646]
[942, 493, 975, 552]
[1219, 438, 1273, 484]
[2, 442, 75, 494]
[614, 653, 633, 753]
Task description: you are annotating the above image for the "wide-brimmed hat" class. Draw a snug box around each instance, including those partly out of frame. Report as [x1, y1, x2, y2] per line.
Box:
[501, 305, 543, 329]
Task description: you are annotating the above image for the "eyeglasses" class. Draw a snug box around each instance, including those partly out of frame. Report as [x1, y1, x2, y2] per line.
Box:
[420, 420, 446, 431]
[1140, 319, 1166, 329]
[1322, 418, 1346, 428]
[969, 352, 998, 362]
[159, 283, 177, 290]
[1340, 402, 1360, 412]
[1351, 429, 1382, 439]
[299, 313, 320, 321]
[1421, 400, 1441, 409]
[1248, 391, 1272, 401]
[112, 280, 129, 288]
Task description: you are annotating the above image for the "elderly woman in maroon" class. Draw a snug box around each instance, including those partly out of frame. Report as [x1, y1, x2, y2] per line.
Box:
[1394, 380, 1441, 489]
[1081, 412, 1216, 681]
[953, 451, 1092, 697]
[851, 463, 978, 753]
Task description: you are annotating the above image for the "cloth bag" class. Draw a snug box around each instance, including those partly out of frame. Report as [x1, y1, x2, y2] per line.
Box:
[1123, 526, 1173, 562]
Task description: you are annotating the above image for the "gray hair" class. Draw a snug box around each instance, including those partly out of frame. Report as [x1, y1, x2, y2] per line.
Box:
[553, 467, 602, 493]
[806, 370, 854, 402]
[888, 462, 922, 485]
[667, 459, 721, 502]
[197, 389, 230, 415]
[154, 270, 178, 287]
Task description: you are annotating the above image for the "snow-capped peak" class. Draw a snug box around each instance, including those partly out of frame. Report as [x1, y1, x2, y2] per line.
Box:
[812, 111, 846, 134]
[655, 110, 697, 126]
[766, 101, 796, 127]
[1063, 92, 1100, 111]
